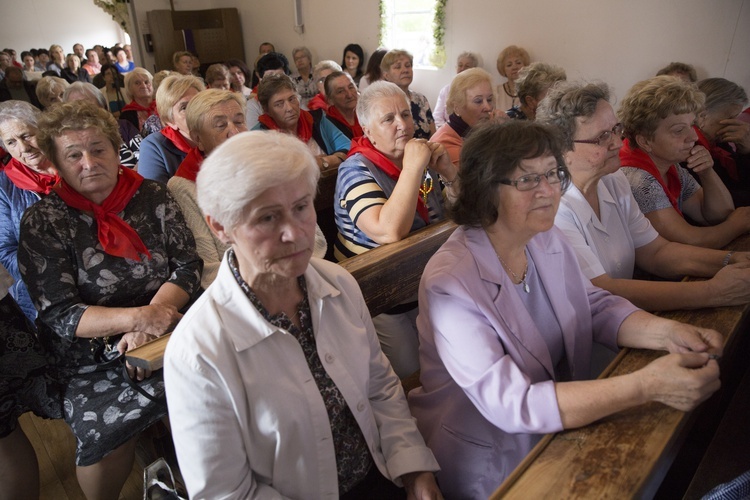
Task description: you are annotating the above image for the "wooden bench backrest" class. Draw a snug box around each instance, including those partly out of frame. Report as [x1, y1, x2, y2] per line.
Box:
[126, 219, 457, 371]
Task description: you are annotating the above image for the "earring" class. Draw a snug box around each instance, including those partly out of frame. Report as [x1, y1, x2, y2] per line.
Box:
[118, 168, 123, 175]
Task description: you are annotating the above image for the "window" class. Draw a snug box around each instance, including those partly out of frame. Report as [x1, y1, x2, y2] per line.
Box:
[380, 0, 446, 69]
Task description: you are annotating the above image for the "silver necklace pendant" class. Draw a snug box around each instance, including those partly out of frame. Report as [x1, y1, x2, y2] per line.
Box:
[522, 280, 530, 293]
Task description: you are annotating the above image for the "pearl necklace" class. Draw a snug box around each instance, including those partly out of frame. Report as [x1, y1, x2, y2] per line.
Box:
[497, 251, 530, 293]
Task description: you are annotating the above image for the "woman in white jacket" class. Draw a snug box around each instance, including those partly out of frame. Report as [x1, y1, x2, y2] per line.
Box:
[164, 130, 441, 499]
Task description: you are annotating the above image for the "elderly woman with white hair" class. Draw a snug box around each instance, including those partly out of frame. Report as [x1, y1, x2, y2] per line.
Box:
[307, 59, 343, 111]
[0, 100, 60, 321]
[164, 130, 442, 499]
[119, 67, 155, 131]
[433, 51, 479, 128]
[138, 74, 205, 183]
[333, 80, 458, 378]
[63, 81, 142, 169]
[431, 67, 499, 168]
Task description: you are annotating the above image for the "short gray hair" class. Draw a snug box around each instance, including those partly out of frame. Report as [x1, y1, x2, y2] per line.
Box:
[457, 51, 479, 68]
[517, 62, 567, 104]
[292, 46, 313, 64]
[698, 78, 748, 113]
[0, 100, 42, 148]
[197, 130, 320, 231]
[63, 82, 108, 109]
[312, 60, 342, 84]
[356, 80, 410, 129]
[536, 81, 611, 151]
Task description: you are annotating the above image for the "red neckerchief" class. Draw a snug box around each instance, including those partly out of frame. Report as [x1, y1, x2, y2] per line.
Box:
[326, 105, 363, 138]
[53, 167, 151, 260]
[307, 93, 327, 111]
[121, 99, 157, 116]
[348, 136, 429, 224]
[694, 126, 738, 181]
[3, 157, 60, 195]
[258, 109, 314, 143]
[174, 147, 204, 182]
[160, 126, 193, 154]
[620, 138, 683, 215]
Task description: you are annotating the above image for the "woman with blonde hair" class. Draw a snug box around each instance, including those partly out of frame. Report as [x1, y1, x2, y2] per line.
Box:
[495, 44, 530, 112]
[432, 67, 498, 167]
[433, 51, 479, 128]
[46, 44, 65, 75]
[35, 76, 69, 109]
[119, 67, 155, 131]
[139, 74, 206, 183]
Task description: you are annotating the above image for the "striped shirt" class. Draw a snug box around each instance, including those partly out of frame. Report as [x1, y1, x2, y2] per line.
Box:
[333, 153, 444, 261]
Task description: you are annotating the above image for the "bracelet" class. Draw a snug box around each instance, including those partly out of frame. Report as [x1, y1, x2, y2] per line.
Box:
[723, 251, 734, 267]
[439, 174, 457, 187]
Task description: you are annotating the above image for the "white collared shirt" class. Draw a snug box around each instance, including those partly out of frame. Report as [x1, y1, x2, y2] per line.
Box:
[555, 170, 659, 280]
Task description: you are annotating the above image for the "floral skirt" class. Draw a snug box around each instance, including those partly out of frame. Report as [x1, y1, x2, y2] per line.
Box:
[62, 353, 167, 466]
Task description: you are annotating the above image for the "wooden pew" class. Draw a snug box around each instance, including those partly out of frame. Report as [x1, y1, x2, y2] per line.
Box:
[126, 219, 457, 371]
[490, 234, 750, 499]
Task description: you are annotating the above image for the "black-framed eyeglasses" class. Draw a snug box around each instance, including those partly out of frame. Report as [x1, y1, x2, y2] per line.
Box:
[499, 167, 569, 192]
[573, 123, 625, 146]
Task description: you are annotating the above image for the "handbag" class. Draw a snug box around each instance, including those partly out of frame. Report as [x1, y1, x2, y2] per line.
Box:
[92, 339, 165, 403]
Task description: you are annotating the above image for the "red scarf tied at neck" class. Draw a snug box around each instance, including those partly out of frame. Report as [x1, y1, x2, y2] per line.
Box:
[326, 105, 363, 138]
[53, 167, 152, 260]
[160, 126, 193, 154]
[258, 109, 314, 144]
[3, 157, 60, 194]
[121, 99, 157, 116]
[348, 136, 430, 224]
[694, 126, 738, 181]
[619, 138, 683, 216]
[174, 147, 205, 182]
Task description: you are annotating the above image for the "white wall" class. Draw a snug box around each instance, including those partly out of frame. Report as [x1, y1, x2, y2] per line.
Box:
[3, 0, 749, 109]
[0, 0, 126, 56]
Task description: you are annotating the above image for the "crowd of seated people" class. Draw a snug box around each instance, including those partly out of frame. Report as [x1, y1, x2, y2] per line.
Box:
[2, 35, 750, 499]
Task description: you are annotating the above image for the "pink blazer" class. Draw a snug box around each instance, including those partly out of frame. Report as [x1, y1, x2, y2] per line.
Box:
[409, 225, 639, 499]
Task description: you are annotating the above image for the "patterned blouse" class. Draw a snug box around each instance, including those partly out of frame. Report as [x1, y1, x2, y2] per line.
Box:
[227, 249, 372, 494]
[409, 90, 435, 140]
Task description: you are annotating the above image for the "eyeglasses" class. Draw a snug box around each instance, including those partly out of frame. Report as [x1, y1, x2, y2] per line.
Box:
[499, 167, 569, 191]
[573, 123, 625, 146]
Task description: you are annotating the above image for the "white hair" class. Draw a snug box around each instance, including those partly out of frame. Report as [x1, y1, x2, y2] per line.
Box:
[356, 80, 410, 129]
[197, 130, 320, 230]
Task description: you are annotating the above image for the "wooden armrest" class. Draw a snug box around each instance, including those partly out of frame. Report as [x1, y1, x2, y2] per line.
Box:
[124, 333, 171, 371]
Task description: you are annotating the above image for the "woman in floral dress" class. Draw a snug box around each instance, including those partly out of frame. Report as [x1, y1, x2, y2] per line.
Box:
[18, 100, 202, 499]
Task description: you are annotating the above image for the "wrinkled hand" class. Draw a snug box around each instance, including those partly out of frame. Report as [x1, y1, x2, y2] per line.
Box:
[134, 303, 182, 337]
[710, 260, 750, 306]
[403, 139, 434, 174]
[684, 145, 714, 174]
[661, 320, 723, 356]
[402, 471, 443, 500]
[639, 352, 720, 411]
[426, 142, 455, 180]
[717, 119, 750, 153]
[117, 331, 157, 381]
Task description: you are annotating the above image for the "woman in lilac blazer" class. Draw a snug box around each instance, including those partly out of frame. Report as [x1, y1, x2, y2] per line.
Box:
[408, 120, 723, 499]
